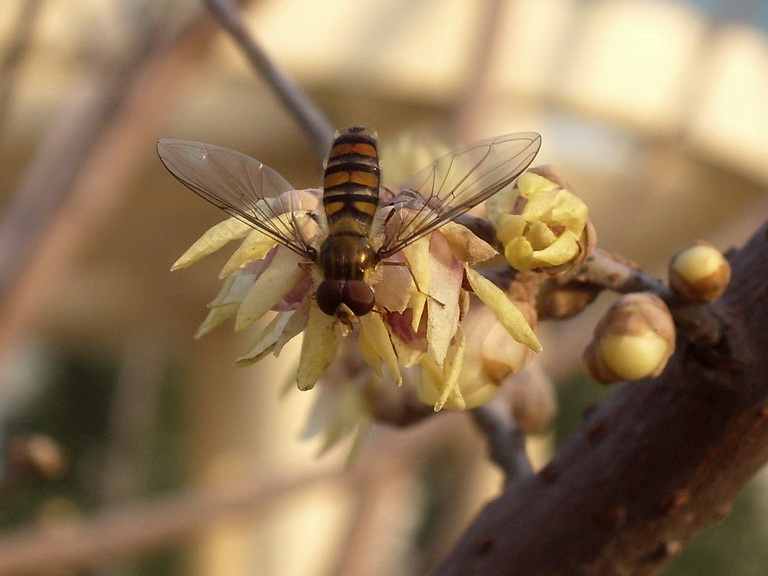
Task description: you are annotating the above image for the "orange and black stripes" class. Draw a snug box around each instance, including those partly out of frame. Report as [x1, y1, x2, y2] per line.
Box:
[323, 126, 380, 234]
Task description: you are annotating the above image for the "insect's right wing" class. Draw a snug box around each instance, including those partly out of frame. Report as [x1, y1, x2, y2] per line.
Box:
[157, 138, 315, 258]
[378, 132, 541, 258]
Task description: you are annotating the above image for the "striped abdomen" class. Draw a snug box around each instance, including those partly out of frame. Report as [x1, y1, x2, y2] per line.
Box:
[322, 126, 380, 236]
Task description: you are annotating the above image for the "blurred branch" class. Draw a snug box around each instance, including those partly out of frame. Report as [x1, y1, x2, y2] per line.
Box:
[471, 397, 532, 486]
[0, 0, 43, 148]
[432, 218, 768, 576]
[451, 0, 506, 140]
[0, 12, 218, 364]
[204, 0, 335, 160]
[100, 333, 169, 504]
[0, 418, 451, 575]
[0, 467, 342, 575]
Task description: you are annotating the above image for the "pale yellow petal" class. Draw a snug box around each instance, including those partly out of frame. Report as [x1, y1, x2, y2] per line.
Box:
[235, 311, 294, 366]
[517, 172, 559, 198]
[495, 214, 527, 245]
[296, 303, 340, 391]
[466, 267, 541, 352]
[194, 302, 239, 338]
[359, 313, 402, 385]
[426, 232, 462, 367]
[273, 299, 311, 356]
[389, 330, 426, 368]
[503, 237, 535, 270]
[358, 325, 382, 377]
[172, 218, 251, 270]
[526, 221, 558, 250]
[234, 249, 306, 331]
[206, 274, 238, 307]
[402, 238, 430, 330]
[459, 380, 501, 409]
[416, 330, 466, 411]
[219, 230, 278, 278]
[415, 354, 442, 406]
[373, 256, 414, 313]
[433, 327, 466, 411]
[531, 231, 580, 266]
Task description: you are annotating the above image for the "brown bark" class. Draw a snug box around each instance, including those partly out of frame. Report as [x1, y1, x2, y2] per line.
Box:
[432, 219, 768, 576]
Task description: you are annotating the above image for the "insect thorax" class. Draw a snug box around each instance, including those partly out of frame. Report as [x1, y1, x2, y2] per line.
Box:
[318, 233, 378, 281]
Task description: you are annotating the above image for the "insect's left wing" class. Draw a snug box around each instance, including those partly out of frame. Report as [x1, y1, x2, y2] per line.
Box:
[157, 139, 314, 258]
[378, 132, 541, 258]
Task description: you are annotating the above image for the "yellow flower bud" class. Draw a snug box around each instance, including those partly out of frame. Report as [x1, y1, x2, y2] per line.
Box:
[584, 293, 675, 384]
[487, 166, 594, 274]
[669, 241, 731, 303]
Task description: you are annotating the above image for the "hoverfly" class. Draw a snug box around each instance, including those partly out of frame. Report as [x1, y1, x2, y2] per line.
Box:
[157, 126, 541, 322]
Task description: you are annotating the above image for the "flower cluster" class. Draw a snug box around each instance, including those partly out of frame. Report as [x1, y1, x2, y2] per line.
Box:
[173, 185, 542, 411]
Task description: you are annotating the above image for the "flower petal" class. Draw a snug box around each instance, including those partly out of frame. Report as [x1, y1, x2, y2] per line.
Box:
[426, 232, 463, 366]
[531, 230, 580, 265]
[194, 302, 240, 339]
[402, 238, 430, 331]
[439, 222, 497, 263]
[465, 267, 542, 352]
[234, 248, 307, 331]
[359, 312, 402, 385]
[172, 218, 251, 270]
[373, 253, 414, 313]
[219, 229, 279, 278]
[235, 310, 295, 366]
[434, 327, 466, 410]
[417, 327, 466, 411]
[297, 302, 340, 391]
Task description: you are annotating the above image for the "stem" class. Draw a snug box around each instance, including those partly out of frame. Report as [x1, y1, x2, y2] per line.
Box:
[471, 398, 533, 486]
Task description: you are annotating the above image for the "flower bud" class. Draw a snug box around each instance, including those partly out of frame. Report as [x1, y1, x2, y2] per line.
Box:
[669, 241, 730, 303]
[583, 293, 675, 384]
[487, 166, 594, 275]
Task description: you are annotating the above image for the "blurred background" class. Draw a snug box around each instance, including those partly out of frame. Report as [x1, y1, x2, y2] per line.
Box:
[0, 0, 766, 574]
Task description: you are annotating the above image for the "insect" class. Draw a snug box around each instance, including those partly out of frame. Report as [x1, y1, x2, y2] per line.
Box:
[157, 126, 541, 322]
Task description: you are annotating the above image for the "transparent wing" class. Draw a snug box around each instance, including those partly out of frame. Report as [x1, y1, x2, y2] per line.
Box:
[378, 132, 541, 258]
[157, 138, 315, 258]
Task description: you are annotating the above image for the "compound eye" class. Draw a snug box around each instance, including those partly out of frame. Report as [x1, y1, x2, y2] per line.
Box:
[342, 280, 376, 316]
[316, 280, 343, 316]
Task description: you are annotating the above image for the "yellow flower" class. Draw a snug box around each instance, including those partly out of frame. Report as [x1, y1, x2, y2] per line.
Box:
[488, 167, 591, 273]
[174, 198, 541, 410]
[171, 143, 544, 413]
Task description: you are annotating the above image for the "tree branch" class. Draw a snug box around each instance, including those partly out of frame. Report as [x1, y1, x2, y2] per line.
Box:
[471, 398, 533, 486]
[203, 0, 334, 160]
[432, 219, 768, 576]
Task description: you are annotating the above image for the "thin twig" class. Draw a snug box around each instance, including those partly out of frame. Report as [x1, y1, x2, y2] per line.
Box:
[471, 396, 532, 486]
[203, 0, 334, 161]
